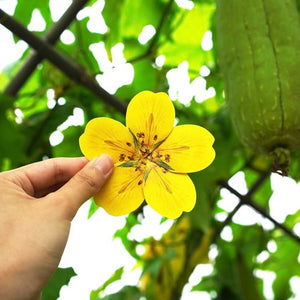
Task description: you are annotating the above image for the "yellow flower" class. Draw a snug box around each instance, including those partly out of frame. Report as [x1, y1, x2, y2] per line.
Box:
[79, 91, 215, 219]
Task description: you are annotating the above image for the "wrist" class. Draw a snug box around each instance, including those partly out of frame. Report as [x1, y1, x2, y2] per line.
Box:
[0, 261, 42, 300]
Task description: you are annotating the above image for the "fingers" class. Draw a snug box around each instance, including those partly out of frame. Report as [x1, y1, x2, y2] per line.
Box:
[8, 157, 89, 197]
[48, 154, 114, 219]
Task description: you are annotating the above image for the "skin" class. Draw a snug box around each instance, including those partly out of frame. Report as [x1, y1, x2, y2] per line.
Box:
[0, 154, 114, 300]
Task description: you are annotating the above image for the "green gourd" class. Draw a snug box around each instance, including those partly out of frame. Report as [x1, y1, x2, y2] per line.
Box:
[216, 0, 300, 169]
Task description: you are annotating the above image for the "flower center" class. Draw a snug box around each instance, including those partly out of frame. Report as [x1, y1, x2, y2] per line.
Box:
[134, 131, 170, 166]
[116, 130, 174, 187]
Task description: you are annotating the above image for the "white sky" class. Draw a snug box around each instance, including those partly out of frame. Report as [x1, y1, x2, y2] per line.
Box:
[0, 0, 300, 299]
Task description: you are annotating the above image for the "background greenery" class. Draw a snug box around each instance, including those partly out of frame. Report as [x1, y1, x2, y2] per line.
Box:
[0, 0, 300, 299]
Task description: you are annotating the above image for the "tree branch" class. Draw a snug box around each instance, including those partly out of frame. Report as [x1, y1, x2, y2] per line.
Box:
[217, 177, 300, 244]
[0, 9, 127, 114]
[4, 0, 90, 97]
[212, 173, 270, 243]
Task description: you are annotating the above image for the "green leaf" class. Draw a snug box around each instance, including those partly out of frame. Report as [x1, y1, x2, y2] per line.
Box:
[117, 59, 157, 98]
[0, 94, 26, 165]
[52, 125, 83, 158]
[102, 0, 126, 49]
[262, 236, 300, 300]
[90, 267, 124, 300]
[236, 251, 263, 300]
[0, 72, 9, 91]
[14, 0, 51, 29]
[173, 3, 215, 46]
[120, 0, 163, 39]
[133, 59, 157, 92]
[95, 285, 143, 300]
[103, 0, 163, 50]
[187, 183, 212, 232]
[113, 214, 140, 260]
[67, 18, 102, 72]
[41, 267, 76, 300]
[284, 209, 300, 228]
[123, 38, 147, 61]
[195, 241, 241, 298]
[25, 102, 74, 136]
[88, 198, 99, 219]
[244, 169, 273, 208]
[160, 2, 215, 69]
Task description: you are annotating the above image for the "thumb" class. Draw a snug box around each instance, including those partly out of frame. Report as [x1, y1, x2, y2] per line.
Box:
[50, 154, 114, 218]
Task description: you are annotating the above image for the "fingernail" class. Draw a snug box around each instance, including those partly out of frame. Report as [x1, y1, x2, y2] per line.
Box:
[93, 154, 114, 177]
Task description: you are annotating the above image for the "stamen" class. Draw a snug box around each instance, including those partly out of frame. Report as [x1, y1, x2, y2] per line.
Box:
[154, 134, 158, 141]
[165, 154, 170, 162]
[138, 180, 143, 185]
[119, 153, 126, 161]
[126, 142, 132, 147]
[137, 132, 145, 139]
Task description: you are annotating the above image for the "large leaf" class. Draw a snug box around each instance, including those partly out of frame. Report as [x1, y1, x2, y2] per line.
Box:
[262, 236, 300, 300]
[14, 0, 51, 30]
[189, 174, 214, 232]
[66, 18, 102, 73]
[160, 2, 215, 69]
[90, 267, 124, 300]
[95, 286, 143, 300]
[120, 0, 163, 39]
[41, 267, 76, 300]
[102, 0, 126, 49]
[52, 125, 83, 157]
[236, 253, 263, 300]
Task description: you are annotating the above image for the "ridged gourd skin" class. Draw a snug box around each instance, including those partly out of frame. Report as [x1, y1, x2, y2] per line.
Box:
[216, 0, 300, 154]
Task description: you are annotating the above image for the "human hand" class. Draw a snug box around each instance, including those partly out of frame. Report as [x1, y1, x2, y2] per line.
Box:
[0, 155, 113, 300]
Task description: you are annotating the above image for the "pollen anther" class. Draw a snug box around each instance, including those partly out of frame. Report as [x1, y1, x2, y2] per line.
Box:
[119, 153, 126, 161]
[137, 132, 145, 138]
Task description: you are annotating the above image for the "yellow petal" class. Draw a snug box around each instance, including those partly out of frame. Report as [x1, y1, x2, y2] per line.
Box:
[79, 117, 135, 163]
[94, 166, 145, 216]
[126, 91, 175, 146]
[144, 164, 196, 219]
[155, 124, 215, 173]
